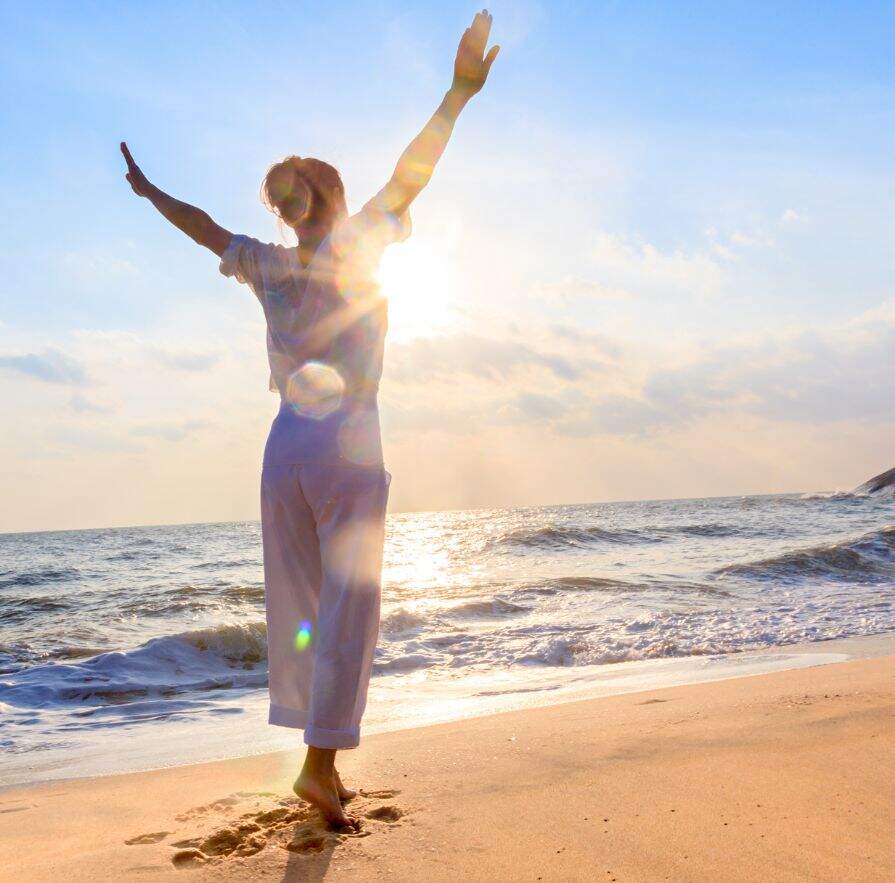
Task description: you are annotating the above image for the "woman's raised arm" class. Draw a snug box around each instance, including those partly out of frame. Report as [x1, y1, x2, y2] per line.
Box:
[120, 142, 232, 258]
[377, 10, 499, 218]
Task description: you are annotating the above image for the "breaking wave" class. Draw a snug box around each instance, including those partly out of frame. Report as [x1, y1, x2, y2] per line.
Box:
[716, 526, 895, 583]
[494, 522, 747, 550]
[0, 622, 269, 712]
[0, 568, 81, 590]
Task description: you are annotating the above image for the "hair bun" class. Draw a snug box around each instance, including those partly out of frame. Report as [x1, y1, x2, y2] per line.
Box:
[260, 155, 348, 225]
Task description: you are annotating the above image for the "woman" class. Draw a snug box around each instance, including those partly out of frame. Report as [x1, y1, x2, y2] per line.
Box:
[121, 12, 499, 829]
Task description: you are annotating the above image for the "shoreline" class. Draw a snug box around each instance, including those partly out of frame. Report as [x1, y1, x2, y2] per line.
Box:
[4, 630, 895, 791]
[1, 653, 893, 880]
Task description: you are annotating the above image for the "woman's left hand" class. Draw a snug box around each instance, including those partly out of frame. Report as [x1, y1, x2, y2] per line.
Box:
[452, 10, 499, 98]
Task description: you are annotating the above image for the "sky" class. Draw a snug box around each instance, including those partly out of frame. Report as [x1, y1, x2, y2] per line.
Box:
[2, 0, 895, 532]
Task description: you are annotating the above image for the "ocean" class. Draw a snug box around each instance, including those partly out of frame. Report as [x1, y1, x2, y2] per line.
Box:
[2, 490, 893, 787]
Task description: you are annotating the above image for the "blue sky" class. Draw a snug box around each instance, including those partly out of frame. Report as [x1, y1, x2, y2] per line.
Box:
[2, 1, 895, 530]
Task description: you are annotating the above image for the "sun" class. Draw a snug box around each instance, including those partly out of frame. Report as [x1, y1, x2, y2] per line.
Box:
[377, 239, 456, 340]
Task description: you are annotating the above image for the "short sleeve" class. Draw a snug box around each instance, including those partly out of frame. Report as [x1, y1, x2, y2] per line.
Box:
[362, 187, 413, 245]
[219, 235, 288, 299]
[331, 188, 412, 264]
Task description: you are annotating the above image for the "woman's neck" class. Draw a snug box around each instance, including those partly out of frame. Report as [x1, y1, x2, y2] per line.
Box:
[294, 223, 329, 267]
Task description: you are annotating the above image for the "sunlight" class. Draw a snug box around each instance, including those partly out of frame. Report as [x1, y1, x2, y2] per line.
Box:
[378, 239, 457, 340]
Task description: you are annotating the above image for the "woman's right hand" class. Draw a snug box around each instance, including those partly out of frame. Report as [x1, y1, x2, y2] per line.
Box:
[118, 141, 231, 255]
[120, 142, 154, 198]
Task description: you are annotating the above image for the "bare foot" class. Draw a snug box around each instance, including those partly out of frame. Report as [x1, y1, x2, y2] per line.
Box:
[294, 772, 360, 831]
[333, 768, 357, 803]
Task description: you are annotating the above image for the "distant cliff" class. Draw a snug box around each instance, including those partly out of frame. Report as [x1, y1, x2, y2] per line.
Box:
[855, 466, 895, 495]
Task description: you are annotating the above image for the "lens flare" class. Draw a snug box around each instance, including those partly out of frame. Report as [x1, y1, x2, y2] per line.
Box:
[294, 620, 313, 652]
[337, 409, 382, 466]
[285, 361, 345, 419]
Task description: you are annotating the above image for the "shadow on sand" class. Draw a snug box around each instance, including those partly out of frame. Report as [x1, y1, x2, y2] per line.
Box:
[280, 835, 337, 881]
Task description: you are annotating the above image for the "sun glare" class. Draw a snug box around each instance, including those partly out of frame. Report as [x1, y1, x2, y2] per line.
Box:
[378, 239, 457, 340]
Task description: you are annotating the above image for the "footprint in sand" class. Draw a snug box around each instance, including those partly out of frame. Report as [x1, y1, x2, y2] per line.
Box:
[364, 806, 403, 823]
[175, 795, 242, 822]
[171, 848, 207, 868]
[285, 828, 341, 855]
[167, 788, 406, 867]
[125, 832, 170, 845]
[285, 814, 374, 855]
[168, 801, 313, 865]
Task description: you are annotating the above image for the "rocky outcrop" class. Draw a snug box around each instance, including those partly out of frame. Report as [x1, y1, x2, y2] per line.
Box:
[855, 466, 895, 495]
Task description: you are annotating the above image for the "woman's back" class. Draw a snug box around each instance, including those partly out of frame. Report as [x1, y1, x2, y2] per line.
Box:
[220, 196, 410, 468]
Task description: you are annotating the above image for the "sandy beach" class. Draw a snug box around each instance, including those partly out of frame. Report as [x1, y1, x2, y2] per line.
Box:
[0, 654, 892, 881]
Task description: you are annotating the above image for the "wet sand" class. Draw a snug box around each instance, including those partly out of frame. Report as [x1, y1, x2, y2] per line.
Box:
[1, 655, 893, 881]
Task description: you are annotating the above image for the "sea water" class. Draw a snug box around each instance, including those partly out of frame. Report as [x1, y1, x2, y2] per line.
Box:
[2, 491, 893, 786]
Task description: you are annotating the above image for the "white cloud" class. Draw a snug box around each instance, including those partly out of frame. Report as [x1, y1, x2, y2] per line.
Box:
[386, 332, 606, 384]
[70, 393, 113, 414]
[589, 231, 725, 299]
[130, 419, 212, 442]
[538, 275, 632, 302]
[53, 427, 143, 453]
[0, 349, 89, 386]
[70, 331, 223, 373]
[150, 346, 222, 372]
[60, 252, 140, 285]
[379, 298, 895, 442]
[546, 324, 623, 360]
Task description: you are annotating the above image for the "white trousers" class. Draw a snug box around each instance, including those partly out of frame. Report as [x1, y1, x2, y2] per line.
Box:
[261, 463, 390, 749]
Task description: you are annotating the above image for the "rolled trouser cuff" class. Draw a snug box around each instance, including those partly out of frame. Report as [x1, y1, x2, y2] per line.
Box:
[269, 704, 360, 748]
[269, 703, 310, 729]
[304, 723, 360, 749]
